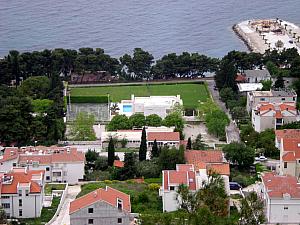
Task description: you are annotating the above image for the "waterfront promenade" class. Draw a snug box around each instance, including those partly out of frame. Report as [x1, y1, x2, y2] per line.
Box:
[234, 19, 300, 54]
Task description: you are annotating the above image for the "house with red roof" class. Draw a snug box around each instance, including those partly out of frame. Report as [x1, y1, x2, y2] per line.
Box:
[147, 132, 180, 149]
[0, 146, 85, 184]
[0, 167, 44, 218]
[275, 130, 300, 179]
[259, 172, 300, 224]
[252, 102, 299, 132]
[69, 186, 133, 225]
[160, 150, 230, 212]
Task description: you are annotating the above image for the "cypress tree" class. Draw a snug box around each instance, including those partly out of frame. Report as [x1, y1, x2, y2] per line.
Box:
[187, 137, 192, 150]
[151, 139, 159, 159]
[139, 126, 147, 161]
[108, 137, 115, 166]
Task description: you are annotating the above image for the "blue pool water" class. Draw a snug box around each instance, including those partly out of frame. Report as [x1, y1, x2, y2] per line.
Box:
[123, 105, 132, 113]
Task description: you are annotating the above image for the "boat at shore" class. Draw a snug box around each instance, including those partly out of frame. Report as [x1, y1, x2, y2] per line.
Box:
[233, 19, 300, 54]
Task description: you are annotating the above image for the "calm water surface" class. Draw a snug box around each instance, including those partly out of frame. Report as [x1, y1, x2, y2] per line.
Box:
[1, 0, 300, 58]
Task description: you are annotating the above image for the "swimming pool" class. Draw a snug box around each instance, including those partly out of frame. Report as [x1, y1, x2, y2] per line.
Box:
[123, 105, 132, 113]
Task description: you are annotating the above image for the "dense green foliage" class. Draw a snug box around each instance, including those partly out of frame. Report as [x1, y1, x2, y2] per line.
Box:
[69, 95, 108, 103]
[150, 139, 159, 159]
[69, 112, 96, 141]
[107, 114, 131, 131]
[158, 146, 185, 170]
[205, 110, 230, 139]
[129, 113, 146, 128]
[223, 142, 255, 169]
[192, 134, 208, 150]
[145, 114, 163, 127]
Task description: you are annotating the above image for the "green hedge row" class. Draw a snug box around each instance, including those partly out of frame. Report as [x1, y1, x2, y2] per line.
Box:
[69, 95, 108, 103]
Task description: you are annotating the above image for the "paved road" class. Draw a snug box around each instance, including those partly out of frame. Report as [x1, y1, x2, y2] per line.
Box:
[49, 185, 81, 225]
[207, 80, 241, 143]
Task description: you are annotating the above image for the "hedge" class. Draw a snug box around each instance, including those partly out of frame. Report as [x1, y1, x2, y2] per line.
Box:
[68, 95, 108, 103]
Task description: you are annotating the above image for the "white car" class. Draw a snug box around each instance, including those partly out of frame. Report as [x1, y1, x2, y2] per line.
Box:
[255, 155, 268, 162]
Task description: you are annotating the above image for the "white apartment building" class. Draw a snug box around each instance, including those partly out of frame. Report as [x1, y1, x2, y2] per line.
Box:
[160, 150, 230, 212]
[252, 102, 299, 132]
[259, 172, 300, 224]
[246, 89, 297, 112]
[115, 94, 183, 119]
[0, 146, 85, 184]
[275, 130, 300, 179]
[0, 167, 44, 218]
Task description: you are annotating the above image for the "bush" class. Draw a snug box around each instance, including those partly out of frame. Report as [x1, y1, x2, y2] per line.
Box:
[95, 156, 108, 170]
[148, 183, 160, 191]
[145, 114, 162, 127]
[107, 114, 131, 131]
[205, 110, 229, 138]
[136, 160, 161, 178]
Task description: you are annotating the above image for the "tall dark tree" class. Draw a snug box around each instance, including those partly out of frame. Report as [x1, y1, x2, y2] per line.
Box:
[192, 134, 208, 150]
[119, 152, 137, 180]
[186, 137, 192, 150]
[108, 137, 115, 166]
[139, 127, 147, 161]
[215, 59, 237, 91]
[8, 50, 20, 86]
[151, 139, 159, 158]
[274, 75, 285, 89]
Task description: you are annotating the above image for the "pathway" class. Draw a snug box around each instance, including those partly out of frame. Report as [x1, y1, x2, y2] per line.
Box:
[206, 80, 240, 143]
[49, 185, 81, 225]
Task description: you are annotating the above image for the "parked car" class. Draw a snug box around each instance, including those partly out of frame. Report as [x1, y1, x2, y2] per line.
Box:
[229, 182, 242, 190]
[255, 155, 268, 162]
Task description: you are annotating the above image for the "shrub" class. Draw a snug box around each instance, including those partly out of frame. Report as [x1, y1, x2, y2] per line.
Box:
[147, 183, 160, 191]
[69, 95, 108, 103]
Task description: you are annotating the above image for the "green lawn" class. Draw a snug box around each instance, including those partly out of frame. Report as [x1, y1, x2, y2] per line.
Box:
[44, 183, 66, 195]
[71, 83, 209, 109]
[78, 180, 162, 213]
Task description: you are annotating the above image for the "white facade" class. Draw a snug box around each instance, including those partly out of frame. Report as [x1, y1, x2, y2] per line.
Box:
[243, 69, 271, 83]
[116, 94, 183, 118]
[246, 90, 297, 112]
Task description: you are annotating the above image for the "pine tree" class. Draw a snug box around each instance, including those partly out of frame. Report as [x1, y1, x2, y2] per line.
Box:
[187, 137, 192, 150]
[151, 139, 159, 158]
[139, 126, 147, 161]
[192, 134, 208, 150]
[108, 137, 115, 166]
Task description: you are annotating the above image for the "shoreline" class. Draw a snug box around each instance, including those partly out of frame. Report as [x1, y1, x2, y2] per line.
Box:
[232, 24, 254, 52]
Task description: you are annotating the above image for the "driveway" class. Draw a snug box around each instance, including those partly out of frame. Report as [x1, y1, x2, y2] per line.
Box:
[49, 185, 81, 225]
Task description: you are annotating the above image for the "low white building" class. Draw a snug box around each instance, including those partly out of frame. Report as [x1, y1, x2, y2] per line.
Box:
[0, 146, 85, 184]
[246, 89, 297, 112]
[0, 167, 44, 218]
[160, 150, 230, 212]
[101, 126, 175, 149]
[243, 69, 271, 83]
[70, 186, 133, 225]
[116, 94, 183, 119]
[147, 132, 180, 149]
[252, 102, 299, 132]
[237, 83, 263, 93]
[259, 172, 300, 224]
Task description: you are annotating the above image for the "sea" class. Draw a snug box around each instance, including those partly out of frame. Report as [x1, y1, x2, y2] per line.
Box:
[1, 0, 300, 58]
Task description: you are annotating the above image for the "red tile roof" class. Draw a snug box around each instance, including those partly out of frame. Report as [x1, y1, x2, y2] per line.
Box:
[185, 150, 229, 175]
[0, 169, 44, 194]
[176, 164, 194, 172]
[236, 74, 246, 82]
[282, 152, 296, 161]
[279, 104, 296, 111]
[147, 132, 180, 141]
[69, 186, 131, 214]
[275, 110, 282, 119]
[162, 170, 196, 191]
[262, 172, 300, 199]
[113, 160, 124, 168]
[275, 129, 300, 141]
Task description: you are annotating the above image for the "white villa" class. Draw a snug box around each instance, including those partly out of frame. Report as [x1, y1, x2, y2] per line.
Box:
[114, 94, 183, 119]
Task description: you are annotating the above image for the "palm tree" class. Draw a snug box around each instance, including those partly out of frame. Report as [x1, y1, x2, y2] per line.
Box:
[275, 40, 284, 50]
[110, 103, 119, 115]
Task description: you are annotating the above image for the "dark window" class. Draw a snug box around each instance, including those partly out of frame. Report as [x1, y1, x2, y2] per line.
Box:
[46, 167, 50, 171]
[46, 176, 50, 180]
[18, 190, 22, 196]
[170, 186, 175, 191]
[284, 162, 288, 168]
[298, 160, 300, 164]
[88, 208, 93, 213]
[293, 97, 296, 101]
[13, 163, 16, 167]
[118, 218, 122, 224]
[19, 199, 22, 207]
[1, 196, 9, 199]
[19, 209, 22, 217]
[117, 199, 123, 209]
[25, 190, 29, 196]
[260, 98, 265, 101]
[88, 219, 94, 224]
[284, 206, 288, 210]
[2, 203, 10, 208]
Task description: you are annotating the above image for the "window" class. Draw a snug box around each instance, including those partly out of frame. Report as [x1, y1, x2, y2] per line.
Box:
[13, 163, 16, 167]
[284, 162, 288, 169]
[88, 219, 94, 224]
[260, 98, 265, 101]
[25, 190, 29, 196]
[1, 196, 9, 199]
[281, 97, 286, 101]
[88, 208, 93, 214]
[170, 186, 175, 191]
[46, 167, 50, 171]
[19, 199, 22, 207]
[118, 218, 122, 224]
[2, 203, 10, 209]
[19, 209, 22, 217]
[46, 176, 50, 181]
[53, 172, 62, 177]
[117, 199, 123, 210]
[298, 160, 300, 164]
[293, 97, 296, 101]
[18, 190, 22, 196]
[284, 206, 288, 210]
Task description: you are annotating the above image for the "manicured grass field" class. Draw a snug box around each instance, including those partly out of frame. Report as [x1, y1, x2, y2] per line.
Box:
[71, 83, 209, 109]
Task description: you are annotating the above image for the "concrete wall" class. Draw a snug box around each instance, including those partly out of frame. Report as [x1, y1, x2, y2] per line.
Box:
[0, 158, 18, 172]
[67, 103, 109, 122]
[161, 190, 179, 212]
[70, 200, 132, 225]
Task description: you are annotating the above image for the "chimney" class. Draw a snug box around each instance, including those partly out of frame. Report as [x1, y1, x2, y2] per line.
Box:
[93, 191, 97, 198]
[10, 150, 14, 156]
